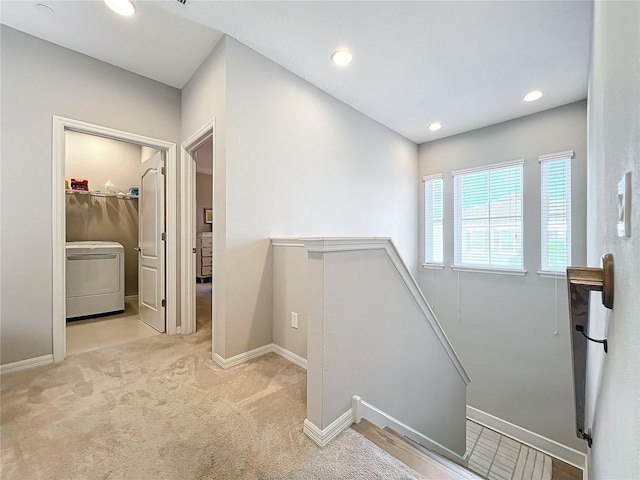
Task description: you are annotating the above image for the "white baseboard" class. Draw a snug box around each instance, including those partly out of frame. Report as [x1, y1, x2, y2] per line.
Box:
[466, 406, 586, 470]
[124, 295, 138, 303]
[271, 344, 308, 369]
[354, 395, 467, 466]
[303, 408, 354, 447]
[1, 354, 54, 374]
[212, 343, 308, 370]
[212, 344, 273, 369]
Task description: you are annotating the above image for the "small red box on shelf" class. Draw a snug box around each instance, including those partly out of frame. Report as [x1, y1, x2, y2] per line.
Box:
[70, 178, 89, 191]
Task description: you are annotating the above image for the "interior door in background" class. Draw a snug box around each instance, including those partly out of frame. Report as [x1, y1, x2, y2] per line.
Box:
[138, 150, 166, 332]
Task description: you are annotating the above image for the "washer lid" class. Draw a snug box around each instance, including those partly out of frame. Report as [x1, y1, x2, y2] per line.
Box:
[66, 241, 124, 251]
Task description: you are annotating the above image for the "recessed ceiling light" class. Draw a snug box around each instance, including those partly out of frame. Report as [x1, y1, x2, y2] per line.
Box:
[428, 122, 442, 132]
[104, 0, 136, 17]
[331, 49, 352, 66]
[523, 90, 543, 102]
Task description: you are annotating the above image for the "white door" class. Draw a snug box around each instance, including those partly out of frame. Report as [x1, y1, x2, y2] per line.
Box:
[138, 151, 166, 332]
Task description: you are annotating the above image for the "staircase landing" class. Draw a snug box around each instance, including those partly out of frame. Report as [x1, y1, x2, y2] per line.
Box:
[352, 419, 482, 480]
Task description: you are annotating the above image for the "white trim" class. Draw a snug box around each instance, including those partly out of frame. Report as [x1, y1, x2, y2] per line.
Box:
[271, 238, 306, 248]
[180, 119, 215, 337]
[466, 406, 586, 469]
[451, 265, 528, 276]
[1, 355, 54, 374]
[538, 150, 575, 163]
[303, 237, 392, 253]
[212, 343, 308, 370]
[422, 173, 443, 182]
[165, 143, 178, 335]
[301, 238, 470, 385]
[451, 158, 524, 176]
[422, 263, 445, 270]
[52, 116, 177, 362]
[537, 270, 567, 279]
[212, 344, 274, 369]
[303, 408, 354, 447]
[271, 344, 308, 369]
[354, 396, 467, 466]
[583, 454, 589, 480]
[124, 295, 139, 303]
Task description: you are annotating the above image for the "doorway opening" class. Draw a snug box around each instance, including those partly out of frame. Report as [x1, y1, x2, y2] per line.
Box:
[64, 132, 163, 355]
[180, 120, 214, 342]
[193, 138, 213, 332]
[52, 116, 178, 363]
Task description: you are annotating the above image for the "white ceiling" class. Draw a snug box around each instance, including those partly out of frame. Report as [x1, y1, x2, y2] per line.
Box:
[0, 0, 223, 88]
[0, 1, 593, 144]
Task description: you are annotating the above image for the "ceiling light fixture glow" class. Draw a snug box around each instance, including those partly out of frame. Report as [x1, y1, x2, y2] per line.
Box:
[36, 3, 55, 14]
[104, 0, 136, 16]
[523, 90, 543, 102]
[331, 49, 352, 66]
[428, 122, 442, 132]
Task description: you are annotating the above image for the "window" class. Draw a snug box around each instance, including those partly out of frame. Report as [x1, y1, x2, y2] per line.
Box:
[423, 175, 443, 265]
[453, 160, 523, 270]
[540, 151, 572, 273]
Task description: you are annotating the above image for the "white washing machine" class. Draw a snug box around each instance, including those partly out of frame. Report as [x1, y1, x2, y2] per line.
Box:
[66, 241, 125, 319]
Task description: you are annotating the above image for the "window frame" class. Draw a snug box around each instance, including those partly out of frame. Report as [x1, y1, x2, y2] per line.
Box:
[422, 174, 444, 268]
[539, 150, 573, 277]
[452, 159, 526, 275]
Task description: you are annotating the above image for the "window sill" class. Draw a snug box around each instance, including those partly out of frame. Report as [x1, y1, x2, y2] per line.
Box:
[422, 263, 445, 270]
[537, 270, 567, 279]
[451, 265, 527, 276]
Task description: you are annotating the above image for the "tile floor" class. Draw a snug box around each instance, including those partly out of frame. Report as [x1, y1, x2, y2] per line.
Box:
[66, 300, 160, 356]
[465, 421, 552, 480]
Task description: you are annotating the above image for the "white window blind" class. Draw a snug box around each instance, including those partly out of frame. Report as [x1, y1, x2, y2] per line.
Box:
[453, 161, 523, 270]
[424, 175, 443, 264]
[540, 152, 572, 272]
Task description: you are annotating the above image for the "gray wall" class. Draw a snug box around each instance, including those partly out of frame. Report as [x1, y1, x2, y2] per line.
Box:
[0, 26, 181, 365]
[224, 37, 418, 358]
[181, 36, 227, 356]
[586, 2, 640, 478]
[307, 247, 467, 455]
[272, 244, 308, 358]
[417, 101, 588, 452]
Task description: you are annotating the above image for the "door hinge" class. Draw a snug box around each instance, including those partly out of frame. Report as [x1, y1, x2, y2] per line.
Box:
[161, 166, 166, 175]
[162, 299, 166, 308]
[161, 232, 166, 241]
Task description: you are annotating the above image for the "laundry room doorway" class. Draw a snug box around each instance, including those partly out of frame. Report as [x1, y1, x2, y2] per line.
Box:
[52, 116, 178, 362]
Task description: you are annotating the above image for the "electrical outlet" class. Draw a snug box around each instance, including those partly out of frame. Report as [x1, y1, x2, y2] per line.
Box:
[291, 312, 298, 329]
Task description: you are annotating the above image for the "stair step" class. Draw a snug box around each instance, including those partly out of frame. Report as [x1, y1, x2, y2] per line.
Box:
[352, 419, 483, 480]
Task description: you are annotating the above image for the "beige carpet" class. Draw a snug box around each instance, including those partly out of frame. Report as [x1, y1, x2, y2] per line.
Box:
[1, 298, 424, 479]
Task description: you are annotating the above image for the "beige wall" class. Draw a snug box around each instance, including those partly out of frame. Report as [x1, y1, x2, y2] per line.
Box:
[65, 131, 141, 194]
[66, 195, 139, 297]
[65, 131, 141, 297]
[0, 26, 181, 365]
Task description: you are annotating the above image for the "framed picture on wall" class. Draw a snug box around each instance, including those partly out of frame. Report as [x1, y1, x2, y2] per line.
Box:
[204, 208, 213, 224]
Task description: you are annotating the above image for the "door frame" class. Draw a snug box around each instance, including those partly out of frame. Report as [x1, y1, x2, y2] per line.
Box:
[52, 115, 178, 363]
[180, 119, 215, 336]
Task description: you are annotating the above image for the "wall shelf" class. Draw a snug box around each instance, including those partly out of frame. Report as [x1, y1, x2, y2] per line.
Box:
[65, 189, 138, 199]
